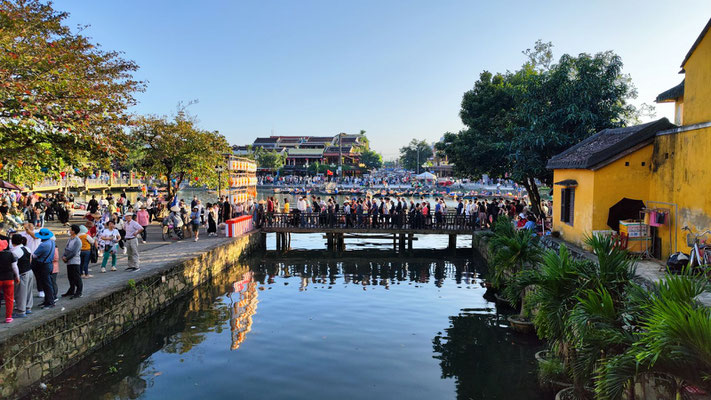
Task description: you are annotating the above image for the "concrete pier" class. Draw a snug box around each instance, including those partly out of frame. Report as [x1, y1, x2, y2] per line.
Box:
[0, 227, 264, 399]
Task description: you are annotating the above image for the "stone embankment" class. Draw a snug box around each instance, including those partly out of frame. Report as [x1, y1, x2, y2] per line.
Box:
[0, 231, 265, 399]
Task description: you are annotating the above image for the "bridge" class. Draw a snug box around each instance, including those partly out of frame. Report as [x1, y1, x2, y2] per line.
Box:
[29, 176, 148, 193]
[261, 212, 477, 251]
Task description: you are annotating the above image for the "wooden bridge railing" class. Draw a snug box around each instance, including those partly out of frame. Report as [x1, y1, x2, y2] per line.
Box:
[261, 212, 475, 232]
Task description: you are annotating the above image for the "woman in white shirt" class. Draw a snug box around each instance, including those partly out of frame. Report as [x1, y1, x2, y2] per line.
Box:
[98, 220, 121, 272]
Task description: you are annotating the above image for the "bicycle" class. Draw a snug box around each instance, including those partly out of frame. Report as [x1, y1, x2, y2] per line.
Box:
[162, 221, 185, 241]
[682, 226, 711, 269]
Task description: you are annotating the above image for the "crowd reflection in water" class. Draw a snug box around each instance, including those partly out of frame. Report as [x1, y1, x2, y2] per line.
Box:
[251, 255, 479, 291]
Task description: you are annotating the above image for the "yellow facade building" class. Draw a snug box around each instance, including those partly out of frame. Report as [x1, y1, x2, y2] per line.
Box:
[547, 18, 711, 260]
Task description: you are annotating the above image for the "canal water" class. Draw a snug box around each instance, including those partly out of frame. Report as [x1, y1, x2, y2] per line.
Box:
[27, 235, 544, 400]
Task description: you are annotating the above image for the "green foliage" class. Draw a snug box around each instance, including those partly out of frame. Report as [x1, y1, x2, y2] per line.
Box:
[488, 218, 541, 291]
[436, 41, 640, 216]
[127, 279, 136, 291]
[538, 355, 568, 385]
[253, 148, 285, 171]
[399, 139, 432, 172]
[596, 270, 711, 400]
[0, 0, 144, 184]
[130, 111, 230, 198]
[360, 149, 383, 170]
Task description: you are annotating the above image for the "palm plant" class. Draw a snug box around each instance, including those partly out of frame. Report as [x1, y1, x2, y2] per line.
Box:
[488, 217, 542, 291]
[596, 270, 711, 400]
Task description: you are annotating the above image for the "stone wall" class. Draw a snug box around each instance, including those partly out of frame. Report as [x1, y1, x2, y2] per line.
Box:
[0, 232, 265, 399]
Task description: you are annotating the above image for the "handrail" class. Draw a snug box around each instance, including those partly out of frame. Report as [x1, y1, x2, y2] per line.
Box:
[261, 211, 475, 231]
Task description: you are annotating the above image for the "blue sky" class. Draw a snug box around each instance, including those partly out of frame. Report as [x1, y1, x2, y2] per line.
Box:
[55, 0, 710, 159]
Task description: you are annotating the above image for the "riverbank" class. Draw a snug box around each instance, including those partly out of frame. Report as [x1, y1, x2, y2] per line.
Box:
[0, 228, 265, 399]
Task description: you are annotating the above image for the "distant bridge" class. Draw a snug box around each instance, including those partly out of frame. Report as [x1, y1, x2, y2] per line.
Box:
[260, 212, 477, 251]
[29, 177, 148, 193]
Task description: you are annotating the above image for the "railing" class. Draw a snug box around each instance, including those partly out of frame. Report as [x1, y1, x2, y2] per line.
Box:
[261, 211, 475, 232]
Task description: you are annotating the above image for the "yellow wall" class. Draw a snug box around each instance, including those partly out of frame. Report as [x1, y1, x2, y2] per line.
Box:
[592, 145, 653, 231]
[683, 32, 711, 125]
[551, 169, 595, 247]
[649, 125, 711, 258]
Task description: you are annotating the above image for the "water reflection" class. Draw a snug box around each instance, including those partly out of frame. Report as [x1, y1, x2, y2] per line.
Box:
[227, 271, 258, 350]
[27, 252, 546, 400]
[432, 310, 544, 400]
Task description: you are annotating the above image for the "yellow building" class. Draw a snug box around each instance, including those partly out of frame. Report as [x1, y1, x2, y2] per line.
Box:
[547, 18, 711, 260]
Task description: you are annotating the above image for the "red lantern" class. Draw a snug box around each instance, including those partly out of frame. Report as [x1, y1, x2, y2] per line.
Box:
[60, 171, 66, 178]
[194, 176, 199, 181]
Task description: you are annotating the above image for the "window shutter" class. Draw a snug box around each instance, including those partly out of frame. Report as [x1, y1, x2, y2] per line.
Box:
[568, 188, 575, 225]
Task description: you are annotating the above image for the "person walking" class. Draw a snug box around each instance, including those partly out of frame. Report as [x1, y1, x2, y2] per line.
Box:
[61, 225, 83, 299]
[123, 213, 144, 272]
[136, 206, 150, 243]
[0, 239, 20, 323]
[33, 228, 56, 309]
[99, 220, 120, 273]
[78, 225, 94, 278]
[11, 234, 33, 318]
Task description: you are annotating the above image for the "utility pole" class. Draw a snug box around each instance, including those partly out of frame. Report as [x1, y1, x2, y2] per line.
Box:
[338, 132, 343, 179]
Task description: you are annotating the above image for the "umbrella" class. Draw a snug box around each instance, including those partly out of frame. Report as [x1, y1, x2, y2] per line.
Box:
[0, 180, 22, 191]
[607, 198, 645, 231]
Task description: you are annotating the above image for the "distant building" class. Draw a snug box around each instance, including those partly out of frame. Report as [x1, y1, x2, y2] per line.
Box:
[241, 132, 369, 175]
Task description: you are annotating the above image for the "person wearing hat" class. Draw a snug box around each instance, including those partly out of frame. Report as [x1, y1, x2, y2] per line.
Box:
[123, 213, 143, 271]
[33, 228, 56, 308]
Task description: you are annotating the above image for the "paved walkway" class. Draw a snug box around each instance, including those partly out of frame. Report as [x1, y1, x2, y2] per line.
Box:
[0, 218, 234, 339]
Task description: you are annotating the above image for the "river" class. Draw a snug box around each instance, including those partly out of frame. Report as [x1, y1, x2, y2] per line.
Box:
[23, 229, 545, 400]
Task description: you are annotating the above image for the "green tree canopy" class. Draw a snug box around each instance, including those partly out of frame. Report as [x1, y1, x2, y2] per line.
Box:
[0, 0, 144, 183]
[360, 149, 382, 170]
[131, 112, 230, 198]
[399, 139, 432, 172]
[253, 148, 285, 171]
[436, 41, 639, 216]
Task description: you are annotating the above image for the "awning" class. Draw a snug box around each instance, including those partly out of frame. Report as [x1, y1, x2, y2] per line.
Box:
[554, 179, 578, 187]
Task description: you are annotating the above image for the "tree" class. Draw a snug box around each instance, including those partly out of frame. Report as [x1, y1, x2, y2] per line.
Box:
[359, 149, 382, 170]
[0, 0, 144, 183]
[399, 139, 432, 172]
[253, 148, 285, 171]
[131, 112, 230, 199]
[437, 42, 638, 217]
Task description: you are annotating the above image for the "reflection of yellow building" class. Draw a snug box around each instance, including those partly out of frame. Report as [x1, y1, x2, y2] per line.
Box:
[230, 272, 258, 351]
[548, 18, 711, 259]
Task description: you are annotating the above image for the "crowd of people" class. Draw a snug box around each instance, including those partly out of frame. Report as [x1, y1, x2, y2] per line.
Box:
[255, 195, 551, 232]
[0, 188, 261, 324]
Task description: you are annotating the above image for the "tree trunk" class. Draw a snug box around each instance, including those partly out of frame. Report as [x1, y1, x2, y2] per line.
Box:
[521, 177, 544, 219]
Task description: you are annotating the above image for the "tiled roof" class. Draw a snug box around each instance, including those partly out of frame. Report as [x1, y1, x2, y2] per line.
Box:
[287, 148, 324, 157]
[546, 118, 675, 170]
[655, 80, 684, 103]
